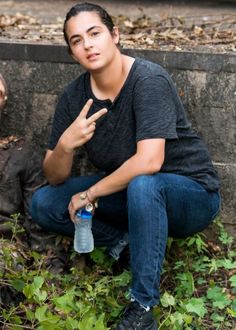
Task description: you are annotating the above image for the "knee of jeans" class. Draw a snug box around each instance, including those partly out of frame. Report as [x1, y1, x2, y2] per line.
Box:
[128, 175, 156, 198]
[30, 187, 53, 226]
[30, 186, 71, 229]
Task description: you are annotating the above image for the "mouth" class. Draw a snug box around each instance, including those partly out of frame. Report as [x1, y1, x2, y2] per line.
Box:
[87, 53, 99, 61]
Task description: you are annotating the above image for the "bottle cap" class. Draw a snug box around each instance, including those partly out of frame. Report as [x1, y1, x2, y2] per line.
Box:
[85, 203, 94, 212]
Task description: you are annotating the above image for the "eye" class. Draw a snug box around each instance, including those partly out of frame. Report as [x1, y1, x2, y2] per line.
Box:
[91, 31, 100, 37]
[72, 38, 81, 46]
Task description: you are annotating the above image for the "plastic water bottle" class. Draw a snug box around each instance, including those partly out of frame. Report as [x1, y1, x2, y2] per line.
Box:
[74, 207, 94, 253]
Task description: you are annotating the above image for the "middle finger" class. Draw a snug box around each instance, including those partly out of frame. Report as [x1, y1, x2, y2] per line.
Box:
[87, 108, 108, 125]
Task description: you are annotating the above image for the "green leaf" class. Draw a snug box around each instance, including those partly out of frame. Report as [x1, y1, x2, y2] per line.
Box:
[227, 307, 236, 318]
[11, 279, 25, 292]
[78, 310, 97, 330]
[23, 276, 44, 298]
[106, 295, 121, 308]
[37, 323, 60, 330]
[186, 234, 207, 253]
[207, 286, 231, 310]
[11, 315, 22, 325]
[113, 270, 131, 287]
[33, 276, 45, 290]
[168, 311, 192, 329]
[35, 305, 48, 322]
[160, 292, 176, 307]
[169, 311, 184, 327]
[23, 284, 34, 299]
[23, 276, 46, 301]
[38, 317, 61, 328]
[210, 312, 225, 323]
[30, 251, 41, 262]
[35, 309, 61, 329]
[75, 301, 91, 316]
[94, 313, 109, 330]
[25, 309, 35, 322]
[185, 298, 207, 318]
[231, 299, 236, 310]
[229, 275, 236, 288]
[175, 272, 195, 296]
[208, 258, 218, 273]
[183, 314, 193, 325]
[53, 288, 77, 313]
[65, 317, 80, 329]
[37, 290, 47, 302]
[216, 259, 236, 270]
[90, 248, 107, 265]
[218, 229, 234, 246]
[173, 260, 185, 270]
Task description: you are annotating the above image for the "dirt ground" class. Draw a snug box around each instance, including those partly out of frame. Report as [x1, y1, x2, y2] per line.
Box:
[0, 0, 235, 22]
[0, 0, 236, 52]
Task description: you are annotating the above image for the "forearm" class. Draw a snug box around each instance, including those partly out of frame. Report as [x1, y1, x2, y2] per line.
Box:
[88, 153, 162, 201]
[43, 139, 74, 185]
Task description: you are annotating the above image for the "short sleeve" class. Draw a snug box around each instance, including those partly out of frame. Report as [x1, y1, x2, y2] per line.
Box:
[48, 91, 73, 150]
[133, 75, 178, 142]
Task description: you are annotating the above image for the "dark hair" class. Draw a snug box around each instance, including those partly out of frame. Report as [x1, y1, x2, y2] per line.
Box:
[63, 2, 115, 46]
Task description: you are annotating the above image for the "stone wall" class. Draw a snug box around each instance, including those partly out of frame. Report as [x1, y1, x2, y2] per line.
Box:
[0, 41, 235, 235]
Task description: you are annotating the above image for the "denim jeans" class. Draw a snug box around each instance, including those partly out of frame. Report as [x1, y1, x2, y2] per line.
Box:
[30, 173, 220, 307]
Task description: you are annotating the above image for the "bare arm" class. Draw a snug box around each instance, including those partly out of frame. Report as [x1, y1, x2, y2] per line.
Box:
[43, 145, 74, 185]
[0, 74, 8, 110]
[44, 99, 107, 185]
[69, 138, 165, 220]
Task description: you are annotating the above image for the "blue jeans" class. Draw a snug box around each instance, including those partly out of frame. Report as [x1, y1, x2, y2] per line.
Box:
[30, 173, 220, 307]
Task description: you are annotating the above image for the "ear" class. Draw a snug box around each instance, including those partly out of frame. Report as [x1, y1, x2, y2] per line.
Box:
[112, 26, 120, 45]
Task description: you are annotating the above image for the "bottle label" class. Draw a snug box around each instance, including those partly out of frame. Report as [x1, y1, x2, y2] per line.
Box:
[76, 209, 92, 220]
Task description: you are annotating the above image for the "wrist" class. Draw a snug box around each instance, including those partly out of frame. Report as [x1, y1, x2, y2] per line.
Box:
[58, 137, 74, 154]
[79, 189, 98, 211]
[87, 187, 98, 204]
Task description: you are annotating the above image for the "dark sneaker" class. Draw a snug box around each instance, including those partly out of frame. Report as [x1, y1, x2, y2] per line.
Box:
[115, 301, 158, 330]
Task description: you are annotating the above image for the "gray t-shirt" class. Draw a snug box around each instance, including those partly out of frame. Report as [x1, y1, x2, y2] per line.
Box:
[48, 57, 220, 191]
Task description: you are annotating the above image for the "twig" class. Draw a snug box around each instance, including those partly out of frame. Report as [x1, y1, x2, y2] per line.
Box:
[0, 320, 34, 329]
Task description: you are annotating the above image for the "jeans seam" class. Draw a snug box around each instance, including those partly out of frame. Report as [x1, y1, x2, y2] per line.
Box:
[150, 192, 165, 307]
[130, 184, 166, 307]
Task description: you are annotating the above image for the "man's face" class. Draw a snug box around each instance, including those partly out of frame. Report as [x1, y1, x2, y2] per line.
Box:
[0, 75, 7, 114]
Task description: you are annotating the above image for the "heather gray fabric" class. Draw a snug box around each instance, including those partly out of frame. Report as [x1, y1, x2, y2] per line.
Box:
[48, 57, 220, 192]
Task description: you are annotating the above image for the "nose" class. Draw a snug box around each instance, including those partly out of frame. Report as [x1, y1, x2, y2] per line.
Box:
[83, 36, 93, 50]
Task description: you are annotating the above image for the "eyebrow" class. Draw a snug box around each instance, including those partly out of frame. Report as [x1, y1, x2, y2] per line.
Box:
[69, 25, 101, 43]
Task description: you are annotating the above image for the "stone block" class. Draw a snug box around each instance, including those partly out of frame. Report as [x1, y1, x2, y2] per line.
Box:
[215, 164, 236, 236]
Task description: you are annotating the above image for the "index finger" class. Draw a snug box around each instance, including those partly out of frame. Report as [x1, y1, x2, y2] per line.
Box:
[79, 98, 93, 118]
[87, 108, 108, 124]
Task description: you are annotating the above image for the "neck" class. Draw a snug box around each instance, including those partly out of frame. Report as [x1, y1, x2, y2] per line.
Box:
[90, 51, 130, 101]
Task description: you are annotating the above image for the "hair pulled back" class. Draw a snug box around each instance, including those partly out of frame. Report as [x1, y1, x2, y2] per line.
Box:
[63, 2, 115, 46]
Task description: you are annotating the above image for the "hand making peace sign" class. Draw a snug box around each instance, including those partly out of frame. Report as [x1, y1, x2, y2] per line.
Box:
[60, 99, 107, 153]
